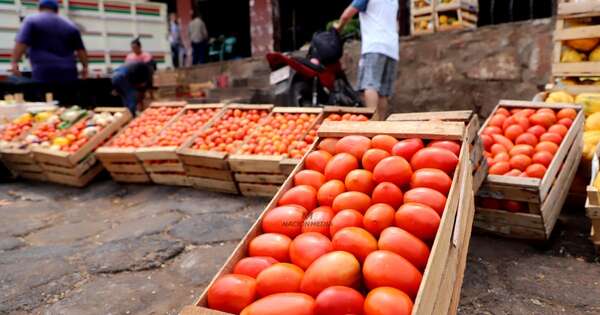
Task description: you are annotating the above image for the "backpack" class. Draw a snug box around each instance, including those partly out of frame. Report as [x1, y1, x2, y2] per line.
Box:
[309, 29, 343, 65]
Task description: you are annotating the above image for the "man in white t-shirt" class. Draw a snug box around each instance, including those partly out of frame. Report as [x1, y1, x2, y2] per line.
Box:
[335, 0, 399, 119]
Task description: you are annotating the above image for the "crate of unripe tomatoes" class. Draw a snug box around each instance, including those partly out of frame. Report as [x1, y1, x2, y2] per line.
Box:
[179, 119, 475, 315]
[228, 107, 323, 197]
[177, 104, 273, 194]
[135, 104, 225, 187]
[475, 100, 584, 240]
[31, 108, 132, 187]
[96, 101, 186, 183]
[386, 110, 486, 192]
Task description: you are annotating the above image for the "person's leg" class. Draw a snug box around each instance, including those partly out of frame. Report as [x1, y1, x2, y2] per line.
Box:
[199, 41, 208, 64]
[378, 56, 398, 119]
[356, 53, 385, 120]
[364, 89, 380, 116]
[171, 43, 179, 68]
[192, 42, 200, 65]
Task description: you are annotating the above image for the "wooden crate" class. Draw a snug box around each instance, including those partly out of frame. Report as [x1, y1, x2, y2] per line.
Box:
[177, 104, 274, 194]
[386, 110, 486, 191]
[475, 100, 584, 240]
[435, 3, 478, 32]
[229, 107, 323, 197]
[135, 104, 226, 187]
[0, 147, 46, 181]
[96, 102, 185, 183]
[558, 0, 600, 18]
[585, 144, 600, 252]
[178, 119, 475, 315]
[411, 13, 435, 35]
[30, 108, 132, 187]
[552, 11, 600, 77]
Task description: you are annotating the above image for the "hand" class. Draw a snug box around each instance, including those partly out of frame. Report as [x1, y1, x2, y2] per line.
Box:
[10, 62, 21, 77]
[333, 21, 341, 31]
[81, 66, 88, 79]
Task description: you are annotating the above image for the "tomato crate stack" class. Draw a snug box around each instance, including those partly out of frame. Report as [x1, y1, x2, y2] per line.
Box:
[228, 107, 323, 198]
[96, 101, 186, 183]
[585, 144, 600, 253]
[474, 100, 584, 240]
[179, 120, 475, 315]
[278, 106, 376, 175]
[177, 104, 274, 194]
[31, 108, 132, 187]
[386, 110, 486, 191]
[135, 104, 225, 187]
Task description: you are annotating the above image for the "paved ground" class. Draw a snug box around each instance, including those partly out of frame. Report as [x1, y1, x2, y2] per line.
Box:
[0, 178, 599, 315]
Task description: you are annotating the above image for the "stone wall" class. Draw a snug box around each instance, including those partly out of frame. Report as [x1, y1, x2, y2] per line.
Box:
[341, 18, 554, 117]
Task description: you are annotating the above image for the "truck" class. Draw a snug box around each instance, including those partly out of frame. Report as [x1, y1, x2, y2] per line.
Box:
[0, 0, 171, 78]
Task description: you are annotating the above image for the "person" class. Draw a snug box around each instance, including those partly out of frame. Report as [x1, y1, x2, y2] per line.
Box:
[10, 0, 88, 104]
[169, 13, 181, 68]
[111, 62, 153, 115]
[335, 0, 399, 120]
[125, 38, 152, 64]
[189, 12, 208, 65]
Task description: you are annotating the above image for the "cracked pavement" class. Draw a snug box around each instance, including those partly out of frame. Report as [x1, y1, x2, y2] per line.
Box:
[0, 179, 599, 315]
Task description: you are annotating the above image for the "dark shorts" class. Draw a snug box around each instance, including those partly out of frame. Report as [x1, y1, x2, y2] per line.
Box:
[357, 53, 398, 97]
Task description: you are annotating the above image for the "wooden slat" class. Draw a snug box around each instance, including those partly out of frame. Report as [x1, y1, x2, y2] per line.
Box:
[110, 172, 151, 183]
[272, 106, 323, 114]
[188, 176, 239, 194]
[228, 154, 284, 173]
[472, 157, 488, 192]
[318, 120, 465, 140]
[474, 219, 547, 240]
[178, 150, 229, 169]
[185, 166, 234, 180]
[142, 162, 185, 173]
[280, 158, 299, 175]
[40, 155, 97, 177]
[45, 162, 104, 187]
[234, 173, 287, 184]
[554, 24, 600, 41]
[586, 199, 600, 219]
[387, 110, 473, 122]
[103, 162, 146, 174]
[558, 2, 600, 17]
[553, 62, 600, 77]
[136, 147, 179, 161]
[149, 173, 190, 186]
[475, 208, 545, 230]
[238, 183, 280, 197]
[323, 106, 376, 116]
[497, 99, 580, 110]
[19, 171, 48, 181]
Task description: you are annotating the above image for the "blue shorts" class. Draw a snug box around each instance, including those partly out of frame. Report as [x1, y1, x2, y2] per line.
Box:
[357, 53, 398, 97]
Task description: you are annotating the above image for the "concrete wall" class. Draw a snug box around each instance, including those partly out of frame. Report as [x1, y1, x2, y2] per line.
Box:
[342, 18, 553, 117]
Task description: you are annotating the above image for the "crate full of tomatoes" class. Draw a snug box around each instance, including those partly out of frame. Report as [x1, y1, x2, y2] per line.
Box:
[96, 102, 185, 183]
[475, 100, 583, 240]
[179, 120, 475, 315]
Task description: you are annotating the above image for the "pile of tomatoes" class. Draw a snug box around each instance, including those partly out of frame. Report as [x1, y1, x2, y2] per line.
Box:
[109, 107, 181, 148]
[239, 113, 319, 158]
[482, 106, 575, 178]
[193, 108, 270, 153]
[207, 134, 461, 315]
[152, 108, 219, 147]
[0, 121, 33, 141]
[324, 113, 370, 122]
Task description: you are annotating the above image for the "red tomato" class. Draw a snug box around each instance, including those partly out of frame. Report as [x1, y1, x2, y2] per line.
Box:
[332, 191, 372, 214]
[345, 169, 375, 194]
[531, 151, 554, 167]
[315, 286, 364, 315]
[557, 108, 577, 120]
[319, 138, 339, 155]
[371, 135, 398, 153]
[404, 187, 447, 215]
[509, 144, 535, 157]
[234, 257, 278, 278]
[504, 200, 523, 213]
[410, 168, 453, 195]
[279, 185, 318, 212]
[411, 147, 459, 174]
[363, 203, 396, 237]
[372, 156, 413, 187]
[428, 140, 461, 156]
[535, 141, 559, 155]
[391, 138, 424, 161]
[256, 263, 304, 296]
[208, 274, 257, 313]
[539, 132, 563, 145]
[324, 153, 359, 181]
[364, 287, 413, 315]
[491, 143, 508, 156]
[488, 114, 507, 128]
[482, 126, 503, 136]
[317, 180, 346, 207]
[515, 132, 538, 146]
[481, 134, 494, 151]
[527, 125, 546, 138]
[378, 226, 430, 270]
[335, 135, 372, 159]
[332, 227, 378, 263]
[479, 197, 501, 209]
[262, 205, 308, 238]
[496, 107, 511, 116]
[504, 124, 524, 142]
[362, 148, 391, 172]
[330, 209, 364, 236]
[289, 232, 333, 270]
[525, 163, 547, 179]
[548, 124, 568, 137]
[240, 293, 315, 315]
[491, 134, 514, 150]
[249, 233, 292, 262]
[529, 112, 556, 129]
[489, 161, 511, 175]
[493, 152, 510, 163]
[371, 182, 404, 209]
[305, 150, 332, 173]
[294, 170, 326, 190]
[300, 251, 361, 297]
[303, 206, 335, 237]
[395, 203, 441, 242]
[558, 118, 573, 128]
[510, 154, 532, 172]
[363, 250, 422, 299]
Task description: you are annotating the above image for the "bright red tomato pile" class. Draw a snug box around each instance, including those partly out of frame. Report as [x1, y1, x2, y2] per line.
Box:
[207, 134, 461, 315]
[0, 121, 32, 141]
[151, 108, 218, 147]
[482, 107, 575, 178]
[109, 107, 181, 148]
[239, 113, 318, 158]
[193, 108, 269, 153]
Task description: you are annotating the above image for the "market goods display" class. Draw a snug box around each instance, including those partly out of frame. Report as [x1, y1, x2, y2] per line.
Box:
[107, 106, 181, 148]
[475, 100, 584, 240]
[189, 120, 475, 315]
[151, 107, 220, 147]
[0, 111, 51, 142]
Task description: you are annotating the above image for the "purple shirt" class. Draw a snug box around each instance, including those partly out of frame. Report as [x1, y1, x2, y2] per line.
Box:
[16, 12, 85, 83]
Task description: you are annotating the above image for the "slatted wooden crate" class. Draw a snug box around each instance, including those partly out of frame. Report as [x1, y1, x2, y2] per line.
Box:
[31, 108, 132, 187]
[585, 144, 600, 252]
[135, 104, 226, 187]
[229, 107, 323, 197]
[475, 100, 584, 240]
[96, 102, 185, 183]
[178, 119, 475, 315]
[558, 0, 600, 18]
[552, 8, 600, 78]
[177, 104, 274, 194]
[0, 147, 46, 181]
[386, 110, 485, 191]
[435, 0, 478, 32]
[411, 13, 435, 35]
